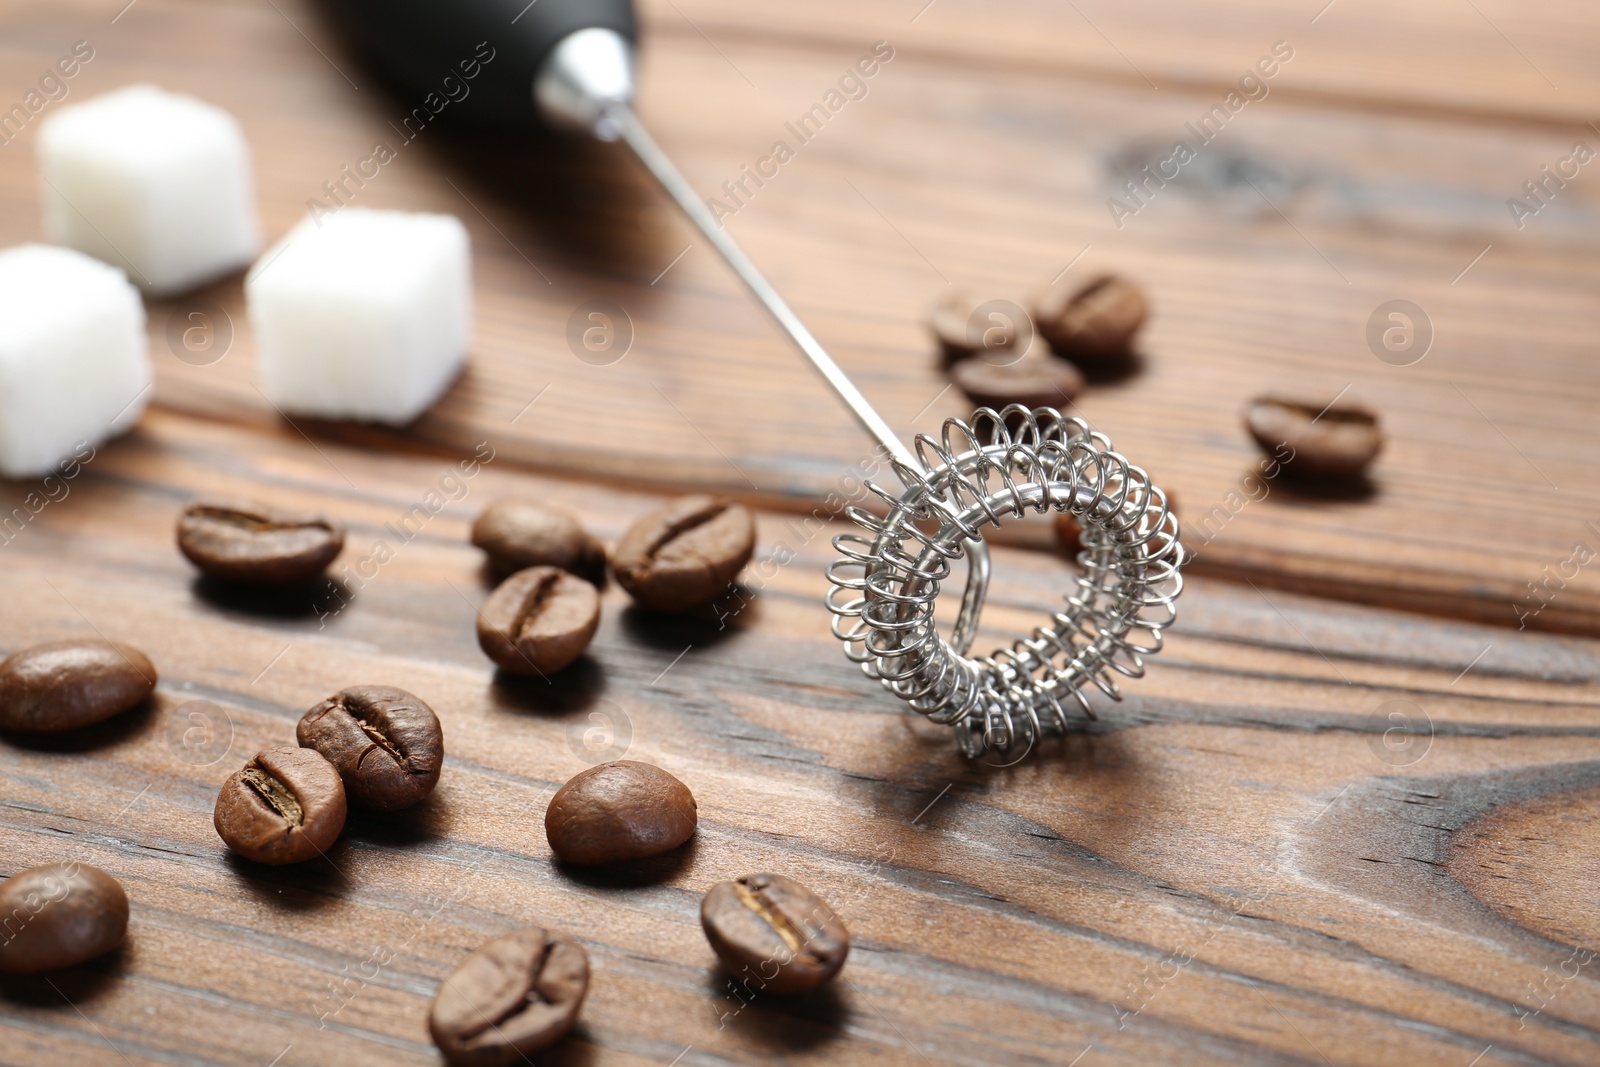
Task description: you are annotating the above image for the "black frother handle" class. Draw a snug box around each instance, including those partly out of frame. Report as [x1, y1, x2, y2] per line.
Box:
[322, 0, 636, 126]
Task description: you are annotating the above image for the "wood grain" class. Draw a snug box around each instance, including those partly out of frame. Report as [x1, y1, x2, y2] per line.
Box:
[1450, 781, 1600, 953]
[652, 0, 1600, 128]
[2, 0, 1599, 636]
[0, 2, 1598, 1063]
[0, 409, 1598, 1066]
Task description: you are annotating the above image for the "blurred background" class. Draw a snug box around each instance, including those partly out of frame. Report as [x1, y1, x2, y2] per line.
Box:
[3, 0, 1599, 635]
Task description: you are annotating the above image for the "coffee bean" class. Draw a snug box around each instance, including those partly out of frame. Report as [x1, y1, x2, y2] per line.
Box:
[471, 499, 606, 585]
[177, 498, 344, 583]
[929, 291, 986, 360]
[476, 567, 600, 676]
[1033, 274, 1148, 362]
[544, 761, 696, 866]
[611, 496, 755, 612]
[951, 346, 1085, 411]
[297, 686, 443, 811]
[1057, 489, 1178, 555]
[0, 863, 128, 974]
[429, 927, 589, 1066]
[700, 873, 849, 995]
[213, 746, 346, 864]
[928, 292, 1028, 364]
[0, 640, 156, 733]
[1245, 396, 1383, 479]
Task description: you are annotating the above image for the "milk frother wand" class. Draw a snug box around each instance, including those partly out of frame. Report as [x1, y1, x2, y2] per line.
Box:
[327, 0, 1184, 759]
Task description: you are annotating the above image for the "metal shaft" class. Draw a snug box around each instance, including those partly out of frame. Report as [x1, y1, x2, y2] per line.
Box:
[608, 103, 919, 473]
[602, 95, 991, 647]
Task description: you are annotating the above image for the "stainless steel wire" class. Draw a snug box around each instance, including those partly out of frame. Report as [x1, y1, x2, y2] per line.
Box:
[609, 101, 995, 654]
[609, 104, 915, 470]
[611, 103, 1185, 760]
[826, 407, 1185, 759]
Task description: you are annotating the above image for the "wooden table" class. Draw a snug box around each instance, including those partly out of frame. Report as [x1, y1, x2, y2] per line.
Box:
[1, 2, 1598, 1065]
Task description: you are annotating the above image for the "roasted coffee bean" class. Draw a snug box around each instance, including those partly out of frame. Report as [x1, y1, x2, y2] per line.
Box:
[429, 927, 589, 1066]
[951, 347, 1085, 411]
[297, 686, 443, 811]
[700, 873, 849, 995]
[0, 640, 156, 733]
[177, 498, 344, 583]
[928, 292, 1028, 364]
[476, 567, 600, 676]
[471, 499, 606, 585]
[611, 496, 755, 612]
[544, 761, 696, 866]
[1245, 396, 1383, 479]
[929, 290, 986, 361]
[1033, 274, 1148, 362]
[213, 746, 346, 864]
[0, 863, 128, 974]
[1056, 490, 1178, 555]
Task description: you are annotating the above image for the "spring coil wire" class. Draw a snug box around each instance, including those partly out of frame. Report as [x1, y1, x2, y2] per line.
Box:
[827, 407, 1185, 759]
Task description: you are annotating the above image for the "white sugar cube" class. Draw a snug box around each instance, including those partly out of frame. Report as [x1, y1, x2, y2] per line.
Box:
[0, 245, 150, 478]
[37, 84, 260, 296]
[247, 208, 472, 425]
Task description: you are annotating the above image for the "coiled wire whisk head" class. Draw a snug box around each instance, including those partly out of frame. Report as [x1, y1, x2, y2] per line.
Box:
[826, 406, 1184, 761]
